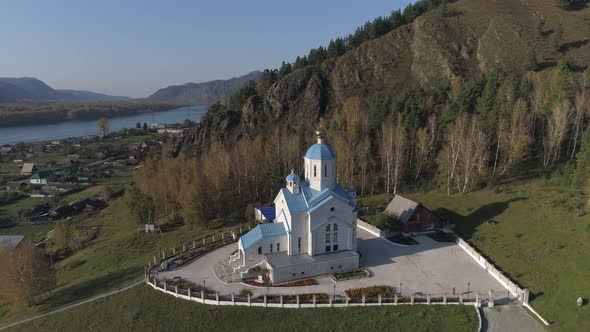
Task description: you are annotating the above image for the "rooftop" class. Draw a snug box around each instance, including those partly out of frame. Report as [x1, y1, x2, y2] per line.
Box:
[0, 235, 24, 248]
[240, 222, 287, 250]
[304, 143, 336, 160]
[265, 250, 359, 269]
[384, 195, 420, 223]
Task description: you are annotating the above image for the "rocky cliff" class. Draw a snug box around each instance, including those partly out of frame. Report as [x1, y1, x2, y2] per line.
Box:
[187, 0, 590, 150]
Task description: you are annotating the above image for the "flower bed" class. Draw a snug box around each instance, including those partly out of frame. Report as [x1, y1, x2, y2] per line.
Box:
[331, 268, 369, 281]
[273, 279, 316, 287]
[386, 234, 418, 245]
[345, 286, 395, 299]
[427, 231, 457, 243]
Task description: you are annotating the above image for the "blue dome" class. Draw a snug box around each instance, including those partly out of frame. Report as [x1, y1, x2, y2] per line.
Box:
[304, 143, 336, 160]
[286, 173, 300, 182]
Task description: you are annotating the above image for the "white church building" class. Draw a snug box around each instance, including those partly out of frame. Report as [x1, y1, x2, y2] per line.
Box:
[231, 126, 359, 283]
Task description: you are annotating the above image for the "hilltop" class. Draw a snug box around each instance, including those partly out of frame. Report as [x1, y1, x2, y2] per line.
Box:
[146, 70, 262, 105]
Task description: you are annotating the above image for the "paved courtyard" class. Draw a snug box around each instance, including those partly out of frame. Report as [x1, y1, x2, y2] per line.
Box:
[159, 228, 509, 298]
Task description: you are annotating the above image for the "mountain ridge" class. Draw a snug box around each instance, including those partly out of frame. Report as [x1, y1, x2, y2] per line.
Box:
[0, 77, 131, 102]
[146, 70, 262, 105]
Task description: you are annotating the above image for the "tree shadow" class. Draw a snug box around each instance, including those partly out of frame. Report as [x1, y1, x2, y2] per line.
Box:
[538, 61, 557, 71]
[559, 39, 589, 53]
[37, 266, 140, 311]
[434, 197, 528, 240]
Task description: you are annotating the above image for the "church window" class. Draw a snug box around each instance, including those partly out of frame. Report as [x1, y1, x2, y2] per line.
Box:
[325, 245, 331, 252]
[325, 224, 331, 243]
[313, 165, 317, 177]
[270, 243, 273, 253]
[330, 207, 335, 212]
[298, 237, 301, 253]
[277, 243, 280, 252]
[333, 244, 339, 251]
[324, 164, 327, 177]
[333, 223, 338, 243]
[257, 246, 262, 255]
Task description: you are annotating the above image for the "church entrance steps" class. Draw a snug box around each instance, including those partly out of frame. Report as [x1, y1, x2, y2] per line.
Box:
[214, 261, 242, 284]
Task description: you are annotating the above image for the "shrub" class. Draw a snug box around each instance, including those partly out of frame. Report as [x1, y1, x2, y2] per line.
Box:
[345, 286, 395, 299]
[239, 288, 253, 297]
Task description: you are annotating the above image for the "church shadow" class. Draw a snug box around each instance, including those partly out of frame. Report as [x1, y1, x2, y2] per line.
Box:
[434, 197, 527, 240]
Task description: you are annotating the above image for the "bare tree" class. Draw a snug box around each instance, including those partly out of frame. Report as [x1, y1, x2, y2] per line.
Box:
[438, 115, 467, 195]
[391, 113, 406, 195]
[569, 84, 589, 159]
[0, 240, 54, 307]
[415, 115, 437, 179]
[543, 99, 572, 168]
[96, 117, 110, 138]
[457, 115, 489, 193]
[379, 120, 395, 193]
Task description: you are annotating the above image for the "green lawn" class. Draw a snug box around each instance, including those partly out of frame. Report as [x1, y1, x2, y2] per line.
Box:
[403, 178, 590, 331]
[9, 286, 478, 332]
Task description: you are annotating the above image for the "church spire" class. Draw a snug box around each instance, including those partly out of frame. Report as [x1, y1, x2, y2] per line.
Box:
[315, 119, 326, 144]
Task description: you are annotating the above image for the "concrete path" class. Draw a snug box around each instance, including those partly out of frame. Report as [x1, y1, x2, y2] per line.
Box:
[481, 305, 545, 332]
[0, 281, 142, 331]
[160, 228, 509, 299]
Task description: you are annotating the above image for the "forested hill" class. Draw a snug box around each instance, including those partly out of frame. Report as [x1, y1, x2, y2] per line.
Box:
[146, 70, 262, 105]
[184, 0, 589, 150]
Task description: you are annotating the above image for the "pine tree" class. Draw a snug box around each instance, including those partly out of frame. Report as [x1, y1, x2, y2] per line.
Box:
[136, 122, 141, 129]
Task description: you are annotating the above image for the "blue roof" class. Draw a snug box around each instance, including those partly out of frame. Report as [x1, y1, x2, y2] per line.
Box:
[240, 222, 287, 250]
[286, 173, 300, 182]
[304, 143, 336, 160]
[255, 205, 275, 220]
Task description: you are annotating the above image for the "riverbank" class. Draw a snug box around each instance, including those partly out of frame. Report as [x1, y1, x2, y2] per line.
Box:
[0, 101, 189, 128]
[0, 105, 207, 145]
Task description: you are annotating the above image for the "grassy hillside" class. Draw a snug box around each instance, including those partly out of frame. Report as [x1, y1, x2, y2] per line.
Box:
[402, 178, 589, 331]
[8, 286, 478, 332]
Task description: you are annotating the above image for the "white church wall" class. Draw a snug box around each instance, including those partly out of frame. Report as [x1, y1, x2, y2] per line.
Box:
[306, 158, 336, 191]
[270, 254, 359, 283]
[288, 213, 309, 255]
[242, 236, 288, 269]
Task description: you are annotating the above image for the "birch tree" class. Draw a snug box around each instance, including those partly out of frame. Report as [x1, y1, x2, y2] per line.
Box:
[543, 99, 572, 168]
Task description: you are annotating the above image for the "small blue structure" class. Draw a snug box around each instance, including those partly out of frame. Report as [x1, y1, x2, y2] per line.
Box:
[254, 205, 275, 222]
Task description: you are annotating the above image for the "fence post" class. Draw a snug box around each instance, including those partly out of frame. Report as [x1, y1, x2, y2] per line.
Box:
[164, 283, 167, 292]
[216, 292, 220, 305]
[193, 240, 196, 249]
[162, 250, 165, 259]
[297, 295, 300, 308]
[522, 288, 530, 304]
[378, 294, 382, 305]
[330, 295, 333, 307]
[172, 247, 176, 255]
[232, 293, 235, 305]
[188, 288, 191, 300]
[201, 290, 205, 304]
[175, 285, 178, 298]
[183, 244, 186, 252]
[488, 290, 494, 308]
[153, 277, 157, 288]
[475, 293, 480, 307]
[280, 295, 284, 308]
[212, 234, 215, 242]
[459, 293, 463, 304]
[248, 293, 251, 306]
[362, 294, 366, 306]
[264, 294, 268, 307]
[427, 294, 430, 305]
[443, 294, 447, 304]
[394, 293, 398, 305]
[346, 296, 349, 307]
[153, 256, 157, 264]
[222, 232, 225, 240]
[203, 238, 206, 246]
[410, 295, 414, 305]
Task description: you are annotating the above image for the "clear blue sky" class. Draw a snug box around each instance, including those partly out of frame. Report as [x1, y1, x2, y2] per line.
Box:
[1, 0, 413, 98]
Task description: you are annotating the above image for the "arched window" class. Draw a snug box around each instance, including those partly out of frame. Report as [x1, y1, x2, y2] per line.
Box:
[324, 164, 328, 177]
[325, 224, 331, 243]
[333, 223, 338, 243]
[313, 165, 317, 177]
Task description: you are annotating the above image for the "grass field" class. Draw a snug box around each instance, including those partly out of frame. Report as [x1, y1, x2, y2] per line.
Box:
[0, 194, 234, 325]
[9, 286, 478, 332]
[402, 178, 590, 331]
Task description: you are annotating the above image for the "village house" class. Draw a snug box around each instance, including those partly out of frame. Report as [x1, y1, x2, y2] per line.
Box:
[0, 145, 13, 156]
[0, 235, 24, 248]
[384, 195, 445, 233]
[233, 126, 359, 283]
[20, 163, 37, 175]
[29, 171, 55, 185]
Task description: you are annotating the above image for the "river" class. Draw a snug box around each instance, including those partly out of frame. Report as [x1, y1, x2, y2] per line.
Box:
[0, 105, 207, 145]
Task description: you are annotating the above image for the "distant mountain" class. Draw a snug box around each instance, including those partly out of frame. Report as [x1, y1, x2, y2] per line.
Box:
[0, 77, 130, 102]
[146, 70, 262, 105]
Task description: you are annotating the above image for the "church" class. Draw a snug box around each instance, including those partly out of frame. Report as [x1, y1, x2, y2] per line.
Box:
[231, 126, 359, 283]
